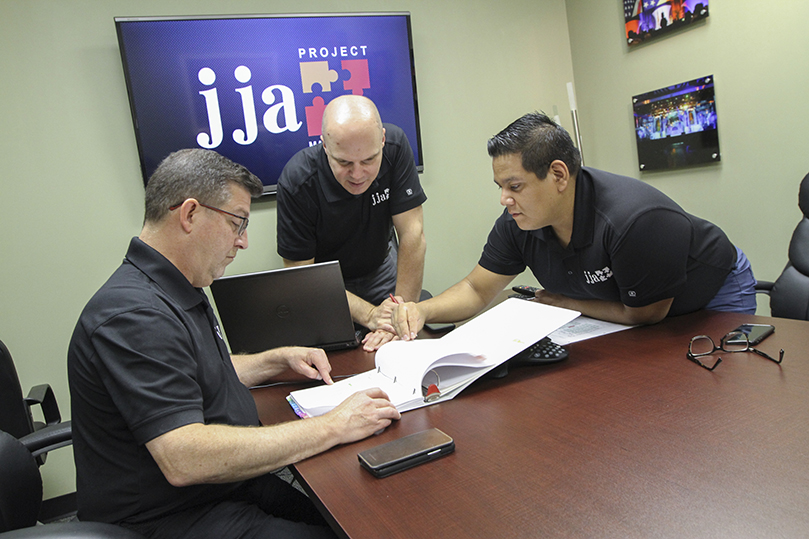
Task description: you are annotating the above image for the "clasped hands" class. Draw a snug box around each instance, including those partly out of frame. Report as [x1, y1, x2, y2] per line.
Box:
[361, 296, 426, 351]
[360, 287, 565, 351]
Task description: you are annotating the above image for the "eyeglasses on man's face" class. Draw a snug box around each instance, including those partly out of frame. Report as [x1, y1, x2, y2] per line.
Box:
[686, 331, 785, 371]
[169, 201, 249, 236]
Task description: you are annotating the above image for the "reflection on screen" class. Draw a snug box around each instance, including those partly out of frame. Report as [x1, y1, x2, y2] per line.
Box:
[632, 75, 720, 172]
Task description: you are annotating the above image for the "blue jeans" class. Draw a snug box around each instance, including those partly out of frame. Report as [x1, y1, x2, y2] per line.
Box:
[704, 246, 757, 314]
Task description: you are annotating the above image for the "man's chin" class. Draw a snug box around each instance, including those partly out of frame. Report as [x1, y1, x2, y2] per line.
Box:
[514, 219, 542, 231]
[343, 180, 371, 194]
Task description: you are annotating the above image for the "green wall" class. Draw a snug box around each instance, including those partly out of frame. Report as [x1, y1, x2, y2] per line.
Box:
[0, 0, 574, 498]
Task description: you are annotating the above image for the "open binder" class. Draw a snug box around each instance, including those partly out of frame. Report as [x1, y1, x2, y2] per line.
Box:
[287, 299, 580, 418]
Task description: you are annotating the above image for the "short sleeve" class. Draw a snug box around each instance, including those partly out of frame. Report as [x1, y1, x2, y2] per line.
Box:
[609, 209, 692, 307]
[386, 126, 427, 216]
[90, 307, 205, 445]
[276, 170, 319, 261]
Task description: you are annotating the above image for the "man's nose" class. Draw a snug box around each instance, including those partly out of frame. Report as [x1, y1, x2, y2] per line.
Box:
[500, 189, 514, 206]
[236, 231, 248, 249]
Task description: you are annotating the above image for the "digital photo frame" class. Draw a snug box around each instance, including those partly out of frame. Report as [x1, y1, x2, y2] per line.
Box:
[624, 0, 709, 47]
[632, 75, 721, 172]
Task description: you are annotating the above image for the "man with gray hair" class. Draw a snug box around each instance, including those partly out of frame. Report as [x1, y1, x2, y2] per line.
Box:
[68, 149, 399, 539]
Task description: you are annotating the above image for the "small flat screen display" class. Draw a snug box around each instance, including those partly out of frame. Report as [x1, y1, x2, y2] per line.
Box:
[624, 0, 709, 47]
[632, 75, 720, 172]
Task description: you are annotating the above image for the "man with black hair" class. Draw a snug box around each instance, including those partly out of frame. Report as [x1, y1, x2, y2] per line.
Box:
[383, 112, 756, 343]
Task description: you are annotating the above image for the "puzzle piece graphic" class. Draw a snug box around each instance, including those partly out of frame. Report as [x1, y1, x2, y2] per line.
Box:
[341, 59, 370, 95]
[300, 61, 339, 93]
[305, 96, 327, 137]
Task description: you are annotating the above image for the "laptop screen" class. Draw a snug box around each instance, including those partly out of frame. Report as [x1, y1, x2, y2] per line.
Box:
[210, 261, 358, 353]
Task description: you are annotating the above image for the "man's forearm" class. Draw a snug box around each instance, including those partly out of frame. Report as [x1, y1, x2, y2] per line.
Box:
[147, 415, 344, 487]
[536, 291, 673, 325]
[347, 290, 377, 327]
[147, 389, 400, 487]
[394, 231, 426, 303]
[231, 350, 287, 388]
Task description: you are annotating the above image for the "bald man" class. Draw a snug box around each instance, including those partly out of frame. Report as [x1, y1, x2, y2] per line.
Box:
[276, 96, 427, 348]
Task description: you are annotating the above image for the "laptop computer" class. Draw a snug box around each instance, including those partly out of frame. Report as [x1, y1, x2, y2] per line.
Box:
[209, 261, 360, 353]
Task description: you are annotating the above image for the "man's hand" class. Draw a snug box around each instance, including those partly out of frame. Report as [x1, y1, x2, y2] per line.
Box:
[326, 388, 401, 444]
[362, 329, 398, 351]
[283, 346, 333, 384]
[389, 301, 426, 342]
[363, 295, 400, 331]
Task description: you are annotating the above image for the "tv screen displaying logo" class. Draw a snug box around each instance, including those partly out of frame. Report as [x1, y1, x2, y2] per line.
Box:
[116, 13, 422, 195]
[632, 75, 720, 172]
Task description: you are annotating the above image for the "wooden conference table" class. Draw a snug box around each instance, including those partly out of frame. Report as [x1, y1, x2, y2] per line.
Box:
[252, 306, 809, 538]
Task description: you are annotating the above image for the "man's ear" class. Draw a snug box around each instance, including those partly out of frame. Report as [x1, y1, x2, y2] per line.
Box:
[548, 160, 571, 193]
[176, 198, 199, 234]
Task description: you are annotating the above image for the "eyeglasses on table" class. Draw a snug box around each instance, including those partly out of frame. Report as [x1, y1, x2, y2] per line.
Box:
[686, 331, 785, 371]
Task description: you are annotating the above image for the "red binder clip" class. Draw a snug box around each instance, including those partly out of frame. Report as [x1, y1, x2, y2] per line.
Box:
[424, 383, 441, 402]
[423, 370, 441, 402]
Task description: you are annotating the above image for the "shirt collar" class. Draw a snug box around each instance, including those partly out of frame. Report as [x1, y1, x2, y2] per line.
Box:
[568, 167, 595, 250]
[124, 237, 207, 311]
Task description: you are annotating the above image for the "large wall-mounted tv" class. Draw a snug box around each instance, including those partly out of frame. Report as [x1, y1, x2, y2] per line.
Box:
[632, 75, 720, 172]
[115, 12, 423, 196]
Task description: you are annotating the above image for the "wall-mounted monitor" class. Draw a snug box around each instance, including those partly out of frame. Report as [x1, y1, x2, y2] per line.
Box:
[115, 12, 422, 196]
[632, 75, 720, 172]
[624, 0, 709, 47]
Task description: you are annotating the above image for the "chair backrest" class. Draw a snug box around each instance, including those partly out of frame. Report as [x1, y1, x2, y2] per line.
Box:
[0, 430, 42, 532]
[770, 172, 809, 320]
[0, 340, 35, 439]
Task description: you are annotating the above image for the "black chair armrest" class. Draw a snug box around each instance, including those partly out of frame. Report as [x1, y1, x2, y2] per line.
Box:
[754, 280, 774, 294]
[18, 422, 72, 459]
[24, 384, 62, 427]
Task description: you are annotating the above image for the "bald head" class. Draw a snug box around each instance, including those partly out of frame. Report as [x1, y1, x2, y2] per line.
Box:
[321, 95, 383, 147]
[320, 96, 386, 195]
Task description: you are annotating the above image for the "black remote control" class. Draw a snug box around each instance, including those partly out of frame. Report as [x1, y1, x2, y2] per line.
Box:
[509, 337, 568, 366]
[511, 285, 539, 297]
[486, 337, 568, 379]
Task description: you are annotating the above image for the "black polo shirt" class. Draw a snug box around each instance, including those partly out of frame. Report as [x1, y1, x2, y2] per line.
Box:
[479, 167, 736, 316]
[68, 238, 259, 525]
[276, 123, 426, 280]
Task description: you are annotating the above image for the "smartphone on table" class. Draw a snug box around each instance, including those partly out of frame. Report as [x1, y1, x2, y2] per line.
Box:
[725, 323, 774, 346]
[358, 428, 455, 478]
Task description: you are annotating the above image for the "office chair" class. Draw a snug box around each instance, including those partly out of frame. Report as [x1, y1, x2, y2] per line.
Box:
[755, 172, 809, 319]
[0, 339, 73, 522]
[0, 339, 66, 452]
[0, 430, 144, 538]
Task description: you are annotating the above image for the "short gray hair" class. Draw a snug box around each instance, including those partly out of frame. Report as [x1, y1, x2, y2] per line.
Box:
[143, 149, 263, 223]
